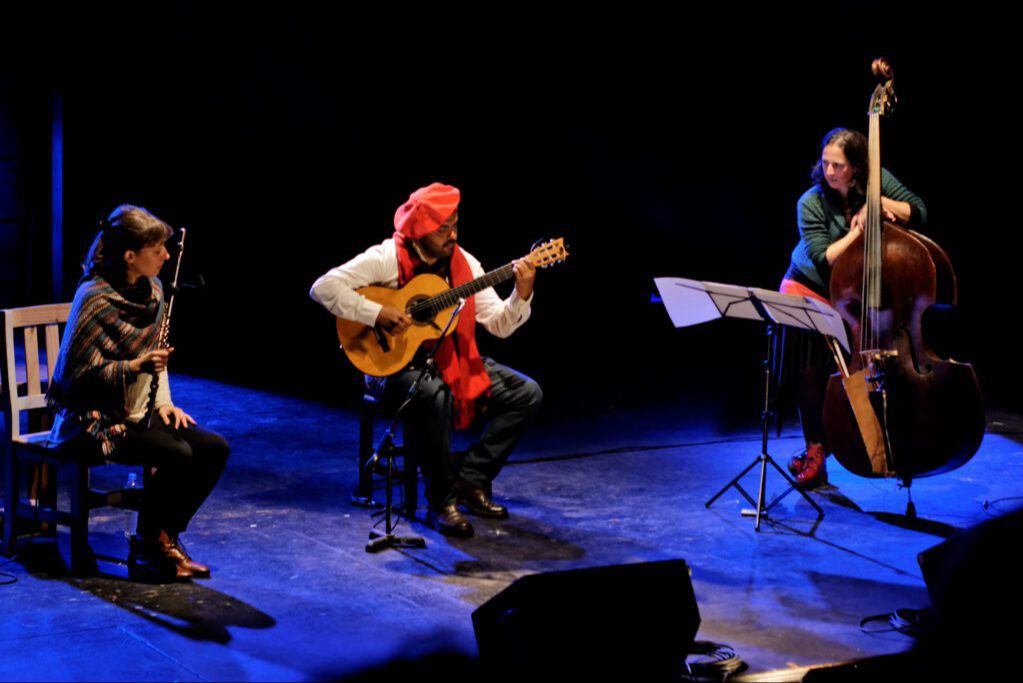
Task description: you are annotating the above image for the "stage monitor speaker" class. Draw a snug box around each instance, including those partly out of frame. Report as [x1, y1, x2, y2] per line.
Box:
[917, 506, 1023, 617]
[471, 559, 699, 679]
[914, 506, 1023, 679]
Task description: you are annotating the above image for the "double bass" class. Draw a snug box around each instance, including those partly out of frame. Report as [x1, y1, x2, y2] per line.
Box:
[822, 58, 984, 490]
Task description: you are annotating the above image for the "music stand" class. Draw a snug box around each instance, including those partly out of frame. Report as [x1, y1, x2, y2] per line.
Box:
[654, 277, 850, 531]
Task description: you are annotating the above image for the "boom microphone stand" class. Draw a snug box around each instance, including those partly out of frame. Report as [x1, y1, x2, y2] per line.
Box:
[365, 299, 465, 553]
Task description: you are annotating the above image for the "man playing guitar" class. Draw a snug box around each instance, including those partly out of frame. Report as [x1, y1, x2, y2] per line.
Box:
[310, 182, 543, 537]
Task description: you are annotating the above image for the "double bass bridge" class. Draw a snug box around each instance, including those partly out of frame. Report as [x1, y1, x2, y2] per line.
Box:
[861, 349, 899, 393]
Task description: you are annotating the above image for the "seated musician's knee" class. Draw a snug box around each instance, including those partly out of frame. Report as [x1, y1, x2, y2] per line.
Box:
[189, 429, 230, 472]
[524, 379, 543, 412]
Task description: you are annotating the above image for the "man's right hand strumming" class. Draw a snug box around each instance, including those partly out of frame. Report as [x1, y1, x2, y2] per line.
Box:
[376, 306, 412, 335]
[130, 348, 174, 374]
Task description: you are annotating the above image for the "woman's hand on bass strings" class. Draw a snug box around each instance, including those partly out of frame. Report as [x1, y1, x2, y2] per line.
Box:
[850, 205, 897, 232]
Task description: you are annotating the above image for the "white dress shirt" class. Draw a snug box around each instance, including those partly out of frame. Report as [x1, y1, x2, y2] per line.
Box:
[310, 237, 532, 338]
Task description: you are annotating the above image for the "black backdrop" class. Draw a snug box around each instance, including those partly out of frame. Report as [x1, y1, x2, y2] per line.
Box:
[10, 5, 1020, 419]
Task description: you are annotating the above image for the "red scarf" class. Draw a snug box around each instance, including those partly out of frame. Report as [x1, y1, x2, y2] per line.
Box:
[394, 235, 490, 428]
[392, 182, 490, 429]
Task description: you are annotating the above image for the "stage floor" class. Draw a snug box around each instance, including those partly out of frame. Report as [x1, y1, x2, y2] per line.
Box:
[2, 374, 1021, 681]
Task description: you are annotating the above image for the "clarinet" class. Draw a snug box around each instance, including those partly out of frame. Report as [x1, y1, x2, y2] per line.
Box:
[145, 228, 187, 428]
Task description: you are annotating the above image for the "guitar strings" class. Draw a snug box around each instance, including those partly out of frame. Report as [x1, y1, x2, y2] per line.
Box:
[406, 263, 517, 316]
[405, 243, 564, 316]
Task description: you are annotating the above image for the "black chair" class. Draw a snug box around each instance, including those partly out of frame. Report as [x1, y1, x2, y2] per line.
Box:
[1, 303, 146, 575]
[352, 374, 420, 516]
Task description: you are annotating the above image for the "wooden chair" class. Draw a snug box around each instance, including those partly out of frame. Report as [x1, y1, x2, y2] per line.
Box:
[1, 303, 144, 574]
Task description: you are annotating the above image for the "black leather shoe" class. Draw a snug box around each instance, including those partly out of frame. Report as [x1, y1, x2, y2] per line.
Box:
[425, 503, 474, 538]
[454, 478, 509, 519]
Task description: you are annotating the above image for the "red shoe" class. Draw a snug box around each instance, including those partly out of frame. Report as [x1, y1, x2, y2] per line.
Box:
[795, 443, 827, 488]
[788, 451, 808, 476]
[788, 441, 824, 475]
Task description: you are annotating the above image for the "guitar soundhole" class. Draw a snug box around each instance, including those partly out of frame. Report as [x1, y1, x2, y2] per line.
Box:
[407, 296, 434, 324]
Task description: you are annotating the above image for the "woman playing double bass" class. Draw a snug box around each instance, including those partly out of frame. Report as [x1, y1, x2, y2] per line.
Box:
[779, 127, 927, 488]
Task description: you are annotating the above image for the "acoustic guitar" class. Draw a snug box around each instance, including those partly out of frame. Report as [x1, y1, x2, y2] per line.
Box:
[337, 238, 569, 376]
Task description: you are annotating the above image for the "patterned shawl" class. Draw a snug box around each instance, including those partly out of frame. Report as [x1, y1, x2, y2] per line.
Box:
[47, 275, 164, 454]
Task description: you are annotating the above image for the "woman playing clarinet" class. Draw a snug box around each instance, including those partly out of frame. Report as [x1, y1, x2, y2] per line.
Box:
[47, 204, 229, 582]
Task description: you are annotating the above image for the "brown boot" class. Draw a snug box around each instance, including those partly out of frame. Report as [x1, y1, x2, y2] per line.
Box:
[128, 534, 192, 583]
[158, 531, 211, 578]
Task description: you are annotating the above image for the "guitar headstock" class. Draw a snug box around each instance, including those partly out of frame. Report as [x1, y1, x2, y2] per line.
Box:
[524, 238, 569, 268]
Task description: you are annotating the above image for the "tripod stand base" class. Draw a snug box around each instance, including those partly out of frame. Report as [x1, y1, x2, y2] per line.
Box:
[706, 452, 824, 531]
[365, 528, 427, 553]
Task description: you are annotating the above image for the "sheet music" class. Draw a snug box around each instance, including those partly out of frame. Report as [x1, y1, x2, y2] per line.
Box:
[654, 277, 850, 352]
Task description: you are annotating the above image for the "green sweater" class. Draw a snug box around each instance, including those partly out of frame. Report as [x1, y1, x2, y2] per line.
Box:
[784, 168, 928, 295]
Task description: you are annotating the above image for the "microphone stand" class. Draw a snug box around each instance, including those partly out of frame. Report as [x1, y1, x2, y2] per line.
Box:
[365, 298, 466, 553]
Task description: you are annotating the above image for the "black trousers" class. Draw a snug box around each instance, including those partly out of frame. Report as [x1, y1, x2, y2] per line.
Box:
[777, 327, 835, 448]
[385, 357, 542, 508]
[111, 419, 230, 538]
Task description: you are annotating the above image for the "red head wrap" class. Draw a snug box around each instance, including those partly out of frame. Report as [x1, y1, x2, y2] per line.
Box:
[393, 182, 460, 239]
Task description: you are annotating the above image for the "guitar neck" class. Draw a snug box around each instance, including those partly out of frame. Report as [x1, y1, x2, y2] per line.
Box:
[426, 262, 517, 310]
